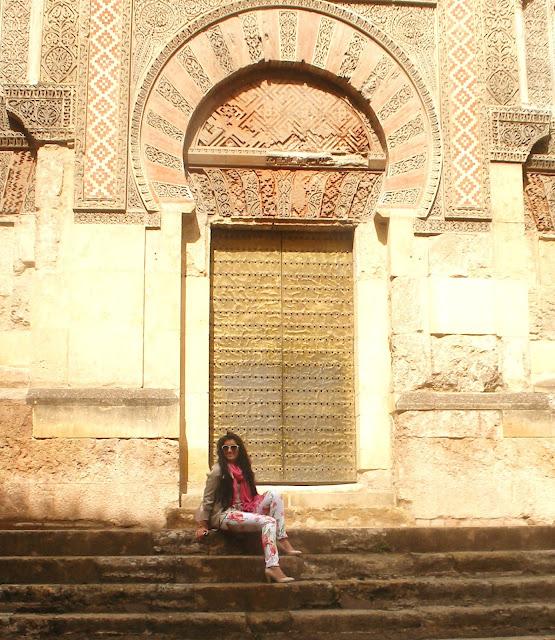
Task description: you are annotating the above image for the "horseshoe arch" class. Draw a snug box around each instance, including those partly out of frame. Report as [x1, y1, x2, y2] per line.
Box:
[131, 0, 442, 218]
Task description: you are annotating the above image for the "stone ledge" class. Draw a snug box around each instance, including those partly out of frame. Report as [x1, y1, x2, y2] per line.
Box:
[396, 391, 553, 411]
[0, 388, 28, 402]
[26, 388, 179, 407]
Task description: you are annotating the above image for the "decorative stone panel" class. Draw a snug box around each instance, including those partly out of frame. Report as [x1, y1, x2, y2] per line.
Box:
[2, 85, 75, 142]
[439, 0, 490, 220]
[489, 107, 551, 163]
[40, 0, 80, 83]
[74, 0, 132, 213]
[131, 0, 442, 221]
[480, 0, 520, 106]
[189, 168, 382, 220]
[523, 0, 555, 107]
[524, 173, 555, 233]
[0, 149, 35, 215]
[0, 0, 31, 83]
[339, 4, 437, 93]
[192, 76, 383, 155]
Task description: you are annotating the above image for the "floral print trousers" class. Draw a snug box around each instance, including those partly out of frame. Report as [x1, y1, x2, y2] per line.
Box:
[220, 490, 287, 568]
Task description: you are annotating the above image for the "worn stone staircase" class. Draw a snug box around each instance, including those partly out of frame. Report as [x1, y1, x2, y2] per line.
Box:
[0, 525, 554, 639]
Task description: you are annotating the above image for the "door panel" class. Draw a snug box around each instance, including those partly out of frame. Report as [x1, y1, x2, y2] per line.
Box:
[210, 228, 355, 484]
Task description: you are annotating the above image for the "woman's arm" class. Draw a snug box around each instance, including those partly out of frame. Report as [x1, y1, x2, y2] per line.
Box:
[195, 464, 220, 540]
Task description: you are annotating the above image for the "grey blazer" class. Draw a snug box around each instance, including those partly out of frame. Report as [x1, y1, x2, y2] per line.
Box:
[196, 463, 226, 529]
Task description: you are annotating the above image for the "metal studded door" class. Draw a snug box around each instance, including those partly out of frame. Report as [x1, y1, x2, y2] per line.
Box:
[210, 228, 355, 484]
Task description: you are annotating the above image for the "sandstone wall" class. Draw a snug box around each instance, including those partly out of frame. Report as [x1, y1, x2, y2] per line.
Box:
[389, 164, 555, 525]
[0, 399, 178, 527]
[0, 146, 182, 527]
[0, 0, 554, 528]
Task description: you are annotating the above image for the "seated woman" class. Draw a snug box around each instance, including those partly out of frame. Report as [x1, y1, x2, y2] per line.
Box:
[195, 431, 301, 583]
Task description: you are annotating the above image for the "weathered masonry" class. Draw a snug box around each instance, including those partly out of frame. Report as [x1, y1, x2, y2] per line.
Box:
[0, 0, 554, 527]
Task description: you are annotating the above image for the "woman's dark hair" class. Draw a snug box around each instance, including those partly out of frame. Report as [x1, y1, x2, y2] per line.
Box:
[214, 431, 258, 509]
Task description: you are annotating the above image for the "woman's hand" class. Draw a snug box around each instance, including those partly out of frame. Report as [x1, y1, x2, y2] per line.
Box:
[195, 525, 209, 541]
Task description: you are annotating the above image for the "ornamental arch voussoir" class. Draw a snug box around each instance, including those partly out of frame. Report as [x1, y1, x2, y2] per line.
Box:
[131, 0, 442, 218]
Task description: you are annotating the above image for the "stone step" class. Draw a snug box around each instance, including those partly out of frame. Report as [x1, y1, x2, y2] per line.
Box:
[157, 526, 555, 556]
[1, 576, 554, 614]
[2, 526, 554, 557]
[0, 529, 153, 557]
[1, 603, 554, 640]
[0, 550, 554, 584]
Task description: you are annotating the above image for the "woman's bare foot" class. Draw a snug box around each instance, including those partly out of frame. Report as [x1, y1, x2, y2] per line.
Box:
[277, 538, 302, 555]
[265, 566, 294, 583]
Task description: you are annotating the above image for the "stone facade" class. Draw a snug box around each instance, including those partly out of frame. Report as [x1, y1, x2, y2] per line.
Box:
[0, 0, 553, 528]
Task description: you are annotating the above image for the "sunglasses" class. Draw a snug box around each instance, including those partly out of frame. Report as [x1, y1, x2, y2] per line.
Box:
[221, 444, 239, 452]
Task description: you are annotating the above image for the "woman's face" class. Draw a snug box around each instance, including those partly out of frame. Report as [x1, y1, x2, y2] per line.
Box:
[222, 438, 240, 463]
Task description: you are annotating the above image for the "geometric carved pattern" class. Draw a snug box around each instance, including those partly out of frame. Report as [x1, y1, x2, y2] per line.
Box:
[195, 78, 380, 155]
[481, 0, 520, 105]
[83, 0, 125, 200]
[75, 0, 132, 216]
[523, 0, 554, 107]
[189, 168, 382, 220]
[41, 0, 79, 83]
[0, 0, 31, 82]
[0, 150, 35, 215]
[489, 107, 551, 163]
[440, 0, 489, 218]
[3, 85, 75, 142]
[132, 0, 441, 221]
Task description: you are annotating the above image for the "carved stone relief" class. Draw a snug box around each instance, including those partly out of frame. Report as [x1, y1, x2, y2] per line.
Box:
[176, 45, 213, 94]
[524, 173, 555, 233]
[189, 168, 382, 220]
[489, 106, 551, 162]
[193, 77, 381, 155]
[523, 0, 555, 107]
[0, 150, 35, 215]
[2, 85, 75, 142]
[343, 3, 436, 93]
[132, 1, 442, 222]
[0, 0, 31, 83]
[279, 10, 298, 62]
[133, 0, 229, 83]
[439, 0, 490, 220]
[41, 0, 79, 83]
[74, 0, 132, 214]
[480, 0, 520, 105]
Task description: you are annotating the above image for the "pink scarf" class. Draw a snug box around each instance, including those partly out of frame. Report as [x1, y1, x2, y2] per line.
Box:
[228, 463, 262, 512]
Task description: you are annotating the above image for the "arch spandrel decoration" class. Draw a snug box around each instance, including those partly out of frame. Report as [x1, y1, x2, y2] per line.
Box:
[131, 0, 442, 219]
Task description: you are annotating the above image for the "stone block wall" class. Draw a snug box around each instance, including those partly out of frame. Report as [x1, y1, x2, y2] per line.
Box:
[394, 408, 554, 525]
[0, 398, 179, 527]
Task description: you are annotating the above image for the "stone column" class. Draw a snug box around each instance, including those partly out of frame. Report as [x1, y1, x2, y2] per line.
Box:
[353, 220, 391, 474]
[181, 209, 211, 488]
